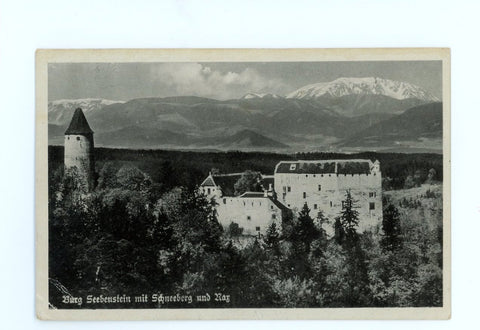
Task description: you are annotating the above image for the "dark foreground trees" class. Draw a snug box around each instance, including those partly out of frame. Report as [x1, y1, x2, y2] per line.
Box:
[49, 164, 443, 308]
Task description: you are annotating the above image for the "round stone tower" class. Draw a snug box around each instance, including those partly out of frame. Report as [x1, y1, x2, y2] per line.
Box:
[64, 108, 95, 191]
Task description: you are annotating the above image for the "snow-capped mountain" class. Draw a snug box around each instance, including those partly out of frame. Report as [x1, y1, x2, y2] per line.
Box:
[241, 93, 283, 100]
[48, 98, 124, 125]
[286, 77, 440, 102]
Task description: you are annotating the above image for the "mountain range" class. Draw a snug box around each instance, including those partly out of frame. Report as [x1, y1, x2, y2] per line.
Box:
[48, 77, 442, 153]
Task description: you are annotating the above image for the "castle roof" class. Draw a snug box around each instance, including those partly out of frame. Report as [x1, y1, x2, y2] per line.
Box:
[200, 175, 216, 187]
[200, 173, 275, 197]
[200, 174, 242, 196]
[269, 198, 291, 213]
[239, 192, 265, 198]
[65, 108, 94, 135]
[275, 160, 374, 175]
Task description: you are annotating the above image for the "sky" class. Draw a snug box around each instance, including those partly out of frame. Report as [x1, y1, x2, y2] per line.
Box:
[48, 61, 442, 101]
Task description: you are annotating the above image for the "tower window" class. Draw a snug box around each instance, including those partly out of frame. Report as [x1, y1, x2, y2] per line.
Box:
[369, 202, 375, 210]
[318, 184, 322, 191]
[330, 201, 333, 207]
[314, 204, 317, 209]
[272, 214, 276, 219]
[247, 216, 251, 220]
[287, 186, 291, 192]
[303, 192, 306, 198]
[256, 226, 260, 231]
[207, 188, 211, 194]
[76, 136, 80, 141]
[369, 192, 376, 198]
[223, 198, 226, 204]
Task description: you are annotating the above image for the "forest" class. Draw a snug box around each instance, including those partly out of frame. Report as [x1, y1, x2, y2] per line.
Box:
[49, 146, 443, 191]
[48, 147, 443, 308]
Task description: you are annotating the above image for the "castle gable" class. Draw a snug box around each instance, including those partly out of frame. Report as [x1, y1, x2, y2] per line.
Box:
[200, 175, 216, 187]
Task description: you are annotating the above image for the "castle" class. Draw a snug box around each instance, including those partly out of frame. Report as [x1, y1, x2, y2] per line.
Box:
[200, 159, 383, 235]
[200, 173, 289, 236]
[63, 108, 383, 234]
[64, 108, 95, 191]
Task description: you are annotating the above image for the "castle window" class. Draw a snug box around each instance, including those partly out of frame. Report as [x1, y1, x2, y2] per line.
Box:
[306, 174, 308, 177]
[314, 204, 317, 209]
[223, 198, 226, 204]
[67, 136, 70, 140]
[369, 202, 375, 210]
[321, 174, 323, 177]
[303, 192, 306, 198]
[330, 201, 333, 207]
[369, 192, 376, 198]
[207, 188, 211, 194]
[76, 136, 80, 141]
[313, 174, 316, 177]
[272, 214, 276, 219]
[290, 164, 297, 171]
[287, 186, 291, 192]
[256, 226, 260, 231]
[287, 204, 291, 207]
[270, 205, 274, 210]
[318, 184, 322, 191]
[247, 216, 251, 220]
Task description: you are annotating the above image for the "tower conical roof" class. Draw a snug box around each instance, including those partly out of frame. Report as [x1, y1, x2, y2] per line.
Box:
[65, 108, 94, 135]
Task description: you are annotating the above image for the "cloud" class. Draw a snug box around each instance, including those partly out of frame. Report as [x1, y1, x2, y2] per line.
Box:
[150, 63, 287, 99]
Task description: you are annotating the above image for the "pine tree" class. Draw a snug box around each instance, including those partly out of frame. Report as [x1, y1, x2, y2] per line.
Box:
[381, 203, 402, 251]
[334, 217, 345, 245]
[264, 222, 280, 249]
[294, 203, 319, 253]
[339, 190, 360, 243]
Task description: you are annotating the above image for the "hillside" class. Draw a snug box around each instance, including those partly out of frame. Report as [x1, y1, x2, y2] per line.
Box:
[48, 77, 443, 152]
[94, 126, 288, 150]
[338, 102, 442, 152]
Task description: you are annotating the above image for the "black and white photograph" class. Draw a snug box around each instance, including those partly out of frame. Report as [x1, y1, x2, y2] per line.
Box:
[35, 49, 450, 319]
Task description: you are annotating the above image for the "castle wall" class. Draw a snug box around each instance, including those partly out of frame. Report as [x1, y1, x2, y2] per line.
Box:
[216, 197, 282, 236]
[274, 172, 382, 233]
[64, 134, 94, 191]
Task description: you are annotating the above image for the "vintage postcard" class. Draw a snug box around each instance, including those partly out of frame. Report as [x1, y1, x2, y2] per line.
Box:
[36, 48, 451, 320]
